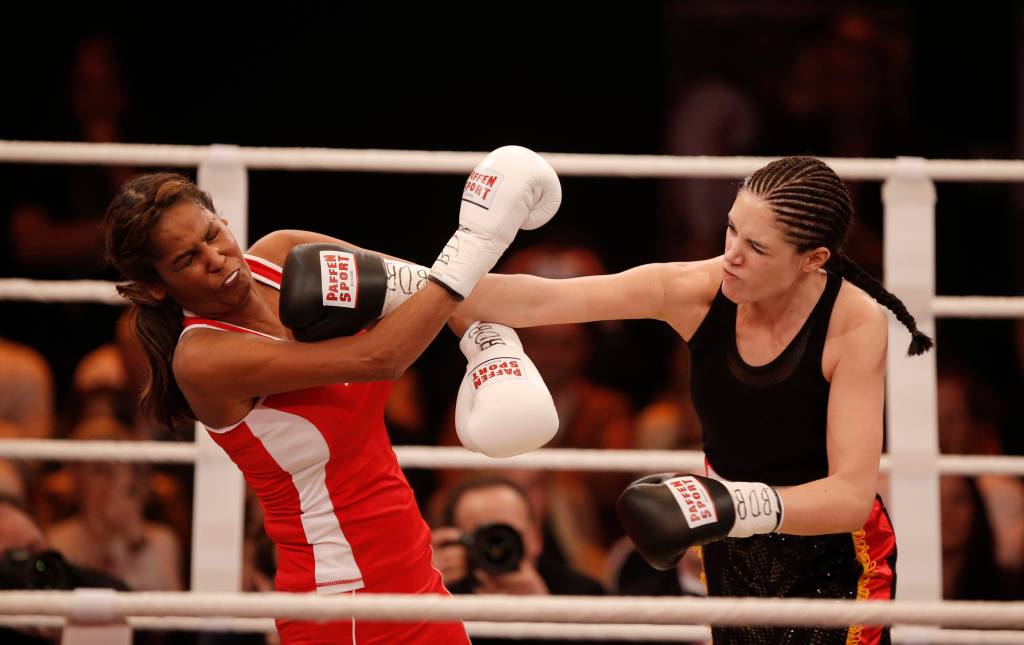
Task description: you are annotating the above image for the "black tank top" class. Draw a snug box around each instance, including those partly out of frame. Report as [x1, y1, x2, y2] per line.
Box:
[688, 271, 842, 486]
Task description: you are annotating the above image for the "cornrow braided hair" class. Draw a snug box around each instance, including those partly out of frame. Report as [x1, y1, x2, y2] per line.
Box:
[743, 156, 933, 356]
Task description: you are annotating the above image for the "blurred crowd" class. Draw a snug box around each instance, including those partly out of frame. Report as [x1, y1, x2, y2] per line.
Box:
[2, 4, 1024, 644]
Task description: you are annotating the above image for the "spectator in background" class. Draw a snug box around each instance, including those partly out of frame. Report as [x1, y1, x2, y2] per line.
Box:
[937, 362, 1024, 593]
[660, 11, 910, 275]
[608, 542, 708, 645]
[3, 35, 138, 414]
[610, 543, 705, 600]
[9, 35, 134, 275]
[761, 11, 911, 278]
[0, 460, 27, 501]
[431, 475, 606, 645]
[71, 341, 135, 427]
[69, 313, 166, 434]
[631, 340, 702, 452]
[1004, 318, 1024, 457]
[384, 368, 438, 508]
[940, 476, 1009, 600]
[0, 494, 61, 645]
[59, 308, 148, 429]
[659, 75, 760, 261]
[760, 11, 911, 161]
[37, 328, 193, 551]
[45, 418, 183, 592]
[0, 338, 55, 440]
[0, 495, 129, 644]
[0, 339, 53, 528]
[440, 244, 635, 582]
[0, 496, 47, 556]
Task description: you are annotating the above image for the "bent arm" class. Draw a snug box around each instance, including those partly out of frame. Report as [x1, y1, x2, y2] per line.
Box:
[176, 271, 458, 407]
[776, 305, 888, 535]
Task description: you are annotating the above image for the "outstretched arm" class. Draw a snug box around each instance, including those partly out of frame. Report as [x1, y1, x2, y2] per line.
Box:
[457, 258, 721, 329]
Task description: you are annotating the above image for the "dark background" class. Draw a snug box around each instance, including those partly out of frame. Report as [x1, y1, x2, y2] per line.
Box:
[1, 2, 1021, 449]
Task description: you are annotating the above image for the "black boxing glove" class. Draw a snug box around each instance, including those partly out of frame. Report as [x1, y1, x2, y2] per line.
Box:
[616, 473, 783, 571]
[280, 243, 430, 342]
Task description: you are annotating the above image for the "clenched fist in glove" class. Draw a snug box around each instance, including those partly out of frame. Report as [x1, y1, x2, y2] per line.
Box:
[430, 146, 560, 299]
[455, 321, 558, 458]
[616, 472, 784, 570]
[280, 242, 432, 341]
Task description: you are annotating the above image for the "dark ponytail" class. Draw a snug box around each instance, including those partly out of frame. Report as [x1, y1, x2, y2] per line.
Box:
[105, 173, 215, 430]
[118, 287, 193, 430]
[744, 156, 933, 355]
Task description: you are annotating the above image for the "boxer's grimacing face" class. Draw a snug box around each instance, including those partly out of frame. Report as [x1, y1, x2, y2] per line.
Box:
[145, 201, 253, 315]
[722, 191, 824, 304]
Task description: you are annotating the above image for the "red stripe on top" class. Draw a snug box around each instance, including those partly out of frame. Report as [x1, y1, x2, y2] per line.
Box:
[246, 255, 282, 286]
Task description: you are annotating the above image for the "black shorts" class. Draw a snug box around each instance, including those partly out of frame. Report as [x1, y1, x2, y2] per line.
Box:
[702, 496, 896, 645]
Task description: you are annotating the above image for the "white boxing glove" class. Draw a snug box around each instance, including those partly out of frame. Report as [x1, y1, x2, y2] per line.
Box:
[455, 321, 558, 458]
[431, 146, 561, 298]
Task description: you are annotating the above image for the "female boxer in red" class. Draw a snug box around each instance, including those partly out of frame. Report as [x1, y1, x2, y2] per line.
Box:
[103, 146, 559, 644]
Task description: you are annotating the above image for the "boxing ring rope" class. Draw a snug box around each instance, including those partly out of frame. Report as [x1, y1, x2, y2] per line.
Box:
[2, 590, 1024, 629]
[0, 618, 1021, 645]
[6, 278, 1024, 317]
[1, 140, 1019, 642]
[2, 439, 1024, 476]
[0, 615, 717, 644]
[3, 139, 1024, 180]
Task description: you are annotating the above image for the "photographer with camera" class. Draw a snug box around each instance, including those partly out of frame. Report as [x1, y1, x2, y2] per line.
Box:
[431, 475, 607, 644]
[0, 494, 128, 644]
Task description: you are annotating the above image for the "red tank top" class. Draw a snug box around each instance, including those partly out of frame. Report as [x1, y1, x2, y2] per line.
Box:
[181, 254, 431, 594]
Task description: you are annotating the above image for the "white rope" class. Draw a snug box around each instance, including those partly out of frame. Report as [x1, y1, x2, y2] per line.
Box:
[0, 279, 125, 305]
[932, 296, 1024, 318]
[2, 615, 1023, 644]
[0, 615, 709, 640]
[394, 446, 709, 472]
[1, 440, 1022, 476]
[2, 591, 1024, 629]
[893, 628, 1024, 645]
[2, 141, 1024, 181]
[0, 440, 196, 463]
[6, 279, 1024, 320]
[926, 454, 1024, 476]
[464, 622, 711, 641]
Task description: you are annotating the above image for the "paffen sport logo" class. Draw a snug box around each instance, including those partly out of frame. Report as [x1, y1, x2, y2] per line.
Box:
[462, 166, 503, 210]
[665, 476, 718, 529]
[469, 357, 525, 391]
[320, 250, 358, 308]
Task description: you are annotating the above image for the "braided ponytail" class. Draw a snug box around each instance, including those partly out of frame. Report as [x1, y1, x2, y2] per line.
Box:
[745, 156, 933, 355]
[826, 254, 933, 356]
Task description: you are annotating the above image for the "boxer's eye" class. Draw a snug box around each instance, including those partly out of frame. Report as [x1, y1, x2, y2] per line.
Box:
[172, 251, 194, 270]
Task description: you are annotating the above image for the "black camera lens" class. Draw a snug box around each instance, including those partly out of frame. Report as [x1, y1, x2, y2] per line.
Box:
[0, 549, 72, 590]
[469, 523, 524, 575]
